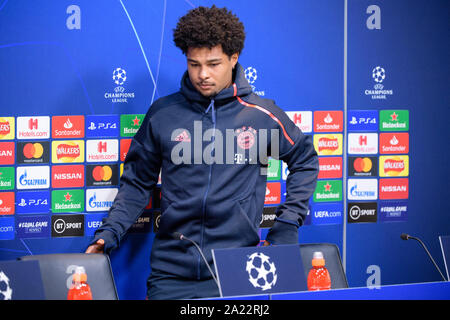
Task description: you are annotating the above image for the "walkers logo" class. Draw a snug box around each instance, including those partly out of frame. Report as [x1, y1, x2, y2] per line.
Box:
[17, 141, 50, 164]
[0, 192, 14, 215]
[86, 114, 119, 138]
[264, 183, 281, 205]
[348, 133, 378, 154]
[104, 68, 135, 103]
[364, 66, 394, 100]
[379, 156, 409, 177]
[348, 202, 377, 223]
[313, 180, 342, 202]
[52, 214, 84, 237]
[86, 164, 118, 187]
[311, 203, 343, 225]
[17, 116, 50, 139]
[348, 179, 378, 200]
[379, 133, 409, 154]
[51, 189, 84, 213]
[379, 110, 409, 131]
[379, 178, 409, 199]
[267, 158, 281, 181]
[16, 191, 50, 214]
[0, 167, 14, 190]
[0, 217, 14, 240]
[120, 139, 132, 161]
[86, 139, 118, 162]
[379, 201, 408, 222]
[0, 142, 15, 165]
[86, 188, 118, 212]
[120, 114, 144, 137]
[16, 215, 51, 239]
[318, 157, 342, 179]
[16, 166, 50, 190]
[286, 111, 312, 133]
[85, 213, 107, 236]
[0, 117, 15, 140]
[51, 165, 85, 188]
[52, 115, 84, 139]
[313, 134, 343, 156]
[348, 110, 378, 132]
[313, 111, 343, 132]
[52, 140, 85, 163]
[348, 156, 377, 177]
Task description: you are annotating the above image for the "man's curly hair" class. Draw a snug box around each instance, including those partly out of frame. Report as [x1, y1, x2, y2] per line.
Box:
[173, 5, 245, 57]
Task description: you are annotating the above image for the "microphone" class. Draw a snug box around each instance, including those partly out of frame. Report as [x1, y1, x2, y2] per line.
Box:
[400, 233, 447, 281]
[171, 232, 219, 287]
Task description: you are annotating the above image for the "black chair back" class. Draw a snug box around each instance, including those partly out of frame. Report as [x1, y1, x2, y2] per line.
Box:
[299, 243, 348, 289]
[19, 253, 118, 300]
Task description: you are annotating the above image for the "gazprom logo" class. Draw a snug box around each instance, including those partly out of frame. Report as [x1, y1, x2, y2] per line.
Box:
[17, 166, 50, 189]
[86, 188, 118, 212]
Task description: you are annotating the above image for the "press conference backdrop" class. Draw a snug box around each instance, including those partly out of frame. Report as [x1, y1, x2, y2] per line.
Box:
[0, 0, 448, 299]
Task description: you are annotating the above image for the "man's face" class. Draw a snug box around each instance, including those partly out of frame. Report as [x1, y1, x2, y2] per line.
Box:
[187, 45, 238, 98]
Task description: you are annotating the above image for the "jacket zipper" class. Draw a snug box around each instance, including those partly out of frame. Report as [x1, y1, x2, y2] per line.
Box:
[198, 99, 216, 279]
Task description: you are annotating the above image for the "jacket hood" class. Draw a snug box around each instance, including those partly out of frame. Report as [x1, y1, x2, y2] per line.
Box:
[180, 63, 253, 105]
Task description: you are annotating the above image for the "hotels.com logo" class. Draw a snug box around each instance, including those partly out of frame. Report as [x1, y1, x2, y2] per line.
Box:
[86, 139, 118, 162]
[17, 116, 50, 139]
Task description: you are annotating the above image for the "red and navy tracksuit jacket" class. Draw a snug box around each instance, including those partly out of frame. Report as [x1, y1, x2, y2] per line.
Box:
[91, 63, 319, 280]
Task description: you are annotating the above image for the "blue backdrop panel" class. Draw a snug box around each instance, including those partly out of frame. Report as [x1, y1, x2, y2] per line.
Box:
[0, 0, 448, 300]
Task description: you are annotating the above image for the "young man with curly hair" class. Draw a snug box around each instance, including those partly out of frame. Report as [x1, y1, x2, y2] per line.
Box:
[86, 5, 318, 299]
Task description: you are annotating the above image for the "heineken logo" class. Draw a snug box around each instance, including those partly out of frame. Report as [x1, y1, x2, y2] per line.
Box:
[314, 180, 342, 202]
[380, 110, 409, 131]
[51, 189, 84, 213]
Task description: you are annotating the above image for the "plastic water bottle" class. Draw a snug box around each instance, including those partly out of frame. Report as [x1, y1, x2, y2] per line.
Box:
[67, 266, 93, 300]
[307, 251, 331, 291]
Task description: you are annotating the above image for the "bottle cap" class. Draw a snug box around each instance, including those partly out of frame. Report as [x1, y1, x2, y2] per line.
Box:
[72, 266, 87, 282]
[312, 251, 325, 267]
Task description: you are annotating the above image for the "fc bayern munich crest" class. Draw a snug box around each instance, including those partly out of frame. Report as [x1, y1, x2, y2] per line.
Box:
[236, 126, 256, 149]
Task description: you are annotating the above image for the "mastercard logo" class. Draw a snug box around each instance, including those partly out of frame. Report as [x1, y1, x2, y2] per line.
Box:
[92, 165, 113, 182]
[353, 157, 373, 173]
[23, 143, 44, 159]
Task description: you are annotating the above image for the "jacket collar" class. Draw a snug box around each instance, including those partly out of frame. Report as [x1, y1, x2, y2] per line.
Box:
[180, 63, 252, 106]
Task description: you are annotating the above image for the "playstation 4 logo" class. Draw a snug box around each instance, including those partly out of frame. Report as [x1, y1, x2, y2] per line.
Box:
[85, 115, 119, 138]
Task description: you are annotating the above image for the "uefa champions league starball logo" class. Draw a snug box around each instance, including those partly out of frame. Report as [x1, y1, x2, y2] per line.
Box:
[244, 67, 258, 84]
[245, 252, 277, 291]
[0, 271, 12, 300]
[112, 67, 127, 86]
[372, 66, 386, 83]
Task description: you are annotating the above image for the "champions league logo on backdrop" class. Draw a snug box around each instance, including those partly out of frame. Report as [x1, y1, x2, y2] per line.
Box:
[244, 66, 265, 97]
[365, 66, 394, 100]
[104, 67, 135, 103]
